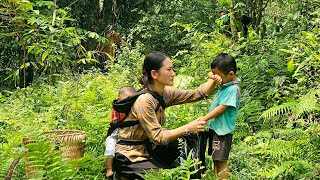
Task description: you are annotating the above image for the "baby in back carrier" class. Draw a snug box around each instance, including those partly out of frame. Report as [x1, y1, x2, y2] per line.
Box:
[105, 86, 137, 178]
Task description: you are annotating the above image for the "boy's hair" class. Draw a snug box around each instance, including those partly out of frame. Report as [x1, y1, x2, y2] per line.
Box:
[219, 10, 230, 15]
[211, 53, 237, 75]
[118, 86, 136, 97]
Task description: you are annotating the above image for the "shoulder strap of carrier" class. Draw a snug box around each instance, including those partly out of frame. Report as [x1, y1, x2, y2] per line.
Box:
[107, 90, 166, 136]
[112, 90, 166, 114]
[140, 90, 167, 111]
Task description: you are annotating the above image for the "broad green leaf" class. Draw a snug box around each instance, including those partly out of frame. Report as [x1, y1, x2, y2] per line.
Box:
[279, 49, 299, 55]
[287, 59, 294, 73]
[77, 58, 86, 64]
[4, 70, 19, 81]
[49, 26, 55, 33]
[86, 58, 98, 63]
[88, 32, 97, 39]
[35, 48, 42, 55]
[33, 10, 39, 14]
[30, 62, 39, 69]
[42, 51, 49, 62]
[266, 69, 275, 75]
[293, 12, 300, 20]
[314, 54, 320, 61]
[20, 62, 30, 69]
[28, 45, 35, 53]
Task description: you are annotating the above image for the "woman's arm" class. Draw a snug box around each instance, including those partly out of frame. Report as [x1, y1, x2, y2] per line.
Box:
[201, 79, 217, 97]
[132, 94, 206, 145]
[165, 74, 221, 106]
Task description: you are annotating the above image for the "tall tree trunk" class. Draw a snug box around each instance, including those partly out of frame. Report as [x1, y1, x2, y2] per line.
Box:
[22, 43, 26, 88]
[256, 0, 263, 28]
[211, 0, 217, 9]
[247, 0, 251, 17]
[230, 0, 238, 40]
[252, 0, 257, 28]
[18, 31, 27, 88]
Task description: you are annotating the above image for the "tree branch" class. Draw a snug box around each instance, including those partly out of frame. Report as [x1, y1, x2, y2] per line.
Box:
[262, 0, 270, 11]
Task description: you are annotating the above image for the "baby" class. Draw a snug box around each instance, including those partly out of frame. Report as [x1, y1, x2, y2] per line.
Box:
[105, 86, 137, 177]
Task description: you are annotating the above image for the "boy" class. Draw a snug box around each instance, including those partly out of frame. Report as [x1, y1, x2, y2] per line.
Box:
[105, 86, 137, 178]
[200, 53, 240, 180]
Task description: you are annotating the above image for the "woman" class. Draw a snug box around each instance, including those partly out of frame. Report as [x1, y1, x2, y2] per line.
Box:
[114, 52, 221, 179]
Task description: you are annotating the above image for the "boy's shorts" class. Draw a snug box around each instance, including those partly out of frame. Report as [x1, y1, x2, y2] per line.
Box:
[209, 130, 233, 161]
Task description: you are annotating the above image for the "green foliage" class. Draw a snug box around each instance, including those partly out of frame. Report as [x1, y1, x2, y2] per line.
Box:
[174, 31, 231, 80]
[0, 0, 106, 87]
[261, 101, 297, 119]
[128, 0, 215, 55]
[107, 42, 145, 89]
[22, 136, 76, 179]
[0, 73, 116, 179]
[262, 88, 320, 119]
[1, 0, 320, 179]
[236, 100, 264, 135]
[140, 152, 204, 180]
[230, 124, 320, 179]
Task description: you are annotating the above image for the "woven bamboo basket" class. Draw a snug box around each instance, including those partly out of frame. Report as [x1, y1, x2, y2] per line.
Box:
[23, 130, 86, 179]
[44, 130, 86, 159]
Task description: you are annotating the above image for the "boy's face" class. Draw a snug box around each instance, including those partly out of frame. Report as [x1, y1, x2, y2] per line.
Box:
[220, 12, 226, 17]
[211, 68, 235, 84]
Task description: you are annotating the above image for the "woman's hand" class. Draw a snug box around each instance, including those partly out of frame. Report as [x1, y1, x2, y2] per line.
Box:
[169, 117, 206, 141]
[186, 117, 206, 133]
[208, 72, 222, 84]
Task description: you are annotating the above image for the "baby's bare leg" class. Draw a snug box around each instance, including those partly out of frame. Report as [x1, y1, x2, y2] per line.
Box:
[105, 157, 114, 177]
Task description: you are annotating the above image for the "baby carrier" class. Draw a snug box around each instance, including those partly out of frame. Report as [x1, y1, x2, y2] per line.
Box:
[106, 90, 166, 137]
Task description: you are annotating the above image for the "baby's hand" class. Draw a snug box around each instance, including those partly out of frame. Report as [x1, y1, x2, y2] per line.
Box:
[208, 72, 222, 84]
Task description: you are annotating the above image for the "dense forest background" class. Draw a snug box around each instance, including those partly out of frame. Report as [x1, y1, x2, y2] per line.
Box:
[1, 0, 319, 179]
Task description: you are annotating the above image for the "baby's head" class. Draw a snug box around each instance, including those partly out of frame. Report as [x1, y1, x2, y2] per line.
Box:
[211, 53, 237, 84]
[118, 86, 137, 100]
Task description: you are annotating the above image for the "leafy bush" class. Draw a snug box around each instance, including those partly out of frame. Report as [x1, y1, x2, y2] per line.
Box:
[0, 73, 116, 179]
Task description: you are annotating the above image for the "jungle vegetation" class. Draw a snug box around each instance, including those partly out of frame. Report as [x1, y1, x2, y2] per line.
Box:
[0, 0, 319, 179]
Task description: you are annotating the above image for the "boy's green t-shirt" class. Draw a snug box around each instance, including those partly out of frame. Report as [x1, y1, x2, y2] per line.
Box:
[207, 79, 240, 136]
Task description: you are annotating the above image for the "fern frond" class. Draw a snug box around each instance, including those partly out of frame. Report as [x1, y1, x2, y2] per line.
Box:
[261, 101, 297, 119]
[295, 88, 320, 117]
[262, 88, 320, 119]
[266, 160, 314, 179]
[99, 0, 104, 12]
[254, 139, 300, 161]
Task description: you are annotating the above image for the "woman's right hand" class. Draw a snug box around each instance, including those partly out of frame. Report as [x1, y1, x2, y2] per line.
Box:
[186, 117, 206, 133]
[208, 72, 222, 84]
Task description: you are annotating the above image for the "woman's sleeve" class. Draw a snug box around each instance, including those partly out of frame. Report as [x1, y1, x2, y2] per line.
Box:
[165, 84, 209, 106]
[132, 94, 171, 145]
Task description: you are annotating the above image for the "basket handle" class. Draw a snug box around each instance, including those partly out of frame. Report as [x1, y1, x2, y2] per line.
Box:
[4, 157, 21, 180]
